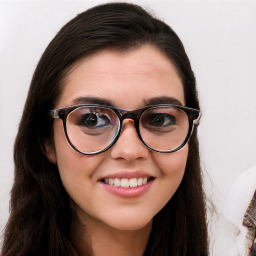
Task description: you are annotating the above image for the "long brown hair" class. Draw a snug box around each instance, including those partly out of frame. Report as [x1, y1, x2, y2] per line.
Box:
[1, 3, 208, 255]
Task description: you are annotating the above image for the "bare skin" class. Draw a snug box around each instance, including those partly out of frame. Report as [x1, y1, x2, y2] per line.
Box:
[70, 202, 151, 256]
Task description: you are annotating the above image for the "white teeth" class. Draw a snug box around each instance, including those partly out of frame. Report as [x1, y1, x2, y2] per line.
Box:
[104, 177, 150, 187]
[114, 178, 121, 187]
[129, 178, 137, 187]
[121, 178, 129, 187]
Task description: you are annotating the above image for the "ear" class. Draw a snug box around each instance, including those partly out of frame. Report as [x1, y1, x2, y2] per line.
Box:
[44, 139, 57, 164]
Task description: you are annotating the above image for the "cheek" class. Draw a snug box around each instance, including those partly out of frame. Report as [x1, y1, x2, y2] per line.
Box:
[52, 121, 105, 194]
[152, 145, 188, 196]
[153, 145, 188, 176]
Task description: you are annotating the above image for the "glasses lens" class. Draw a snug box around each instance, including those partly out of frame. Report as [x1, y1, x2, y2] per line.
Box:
[66, 106, 119, 153]
[140, 106, 189, 151]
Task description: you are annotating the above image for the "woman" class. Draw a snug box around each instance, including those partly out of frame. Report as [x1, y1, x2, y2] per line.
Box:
[1, 3, 208, 256]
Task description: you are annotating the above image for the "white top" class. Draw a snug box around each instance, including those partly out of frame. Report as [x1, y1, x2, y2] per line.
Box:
[223, 165, 256, 256]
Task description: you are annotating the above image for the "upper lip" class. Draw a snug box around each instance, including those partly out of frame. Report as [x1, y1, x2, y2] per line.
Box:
[98, 171, 154, 180]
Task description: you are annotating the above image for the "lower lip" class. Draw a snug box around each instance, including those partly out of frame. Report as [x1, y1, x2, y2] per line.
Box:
[100, 179, 154, 198]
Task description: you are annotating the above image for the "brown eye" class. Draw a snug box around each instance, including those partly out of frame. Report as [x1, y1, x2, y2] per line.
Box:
[77, 113, 111, 128]
[148, 113, 176, 127]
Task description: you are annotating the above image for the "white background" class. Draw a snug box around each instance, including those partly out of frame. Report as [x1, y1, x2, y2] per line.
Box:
[1, 0, 256, 254]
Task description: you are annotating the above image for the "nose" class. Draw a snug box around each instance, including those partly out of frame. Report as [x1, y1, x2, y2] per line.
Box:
[110, 120, 149, 161]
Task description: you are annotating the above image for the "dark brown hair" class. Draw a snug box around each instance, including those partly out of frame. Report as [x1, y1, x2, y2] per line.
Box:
[1, 3, 208, 256]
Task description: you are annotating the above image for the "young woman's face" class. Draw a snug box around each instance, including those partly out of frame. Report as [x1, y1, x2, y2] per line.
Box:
[48, 45, 188, 231]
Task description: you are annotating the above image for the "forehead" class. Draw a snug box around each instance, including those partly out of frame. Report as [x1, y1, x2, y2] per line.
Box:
[57, 45, 185, 109]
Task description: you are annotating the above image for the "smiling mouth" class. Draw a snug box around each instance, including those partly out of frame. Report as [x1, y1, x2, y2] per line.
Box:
[102, 177, 154, 188]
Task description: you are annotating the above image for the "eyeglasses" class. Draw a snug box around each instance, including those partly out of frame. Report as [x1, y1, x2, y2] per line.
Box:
[49, 104, 200, 155]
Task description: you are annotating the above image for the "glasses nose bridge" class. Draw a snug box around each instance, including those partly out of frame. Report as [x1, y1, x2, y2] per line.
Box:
[118, 110, 142, 143]
[119, 110, 139, 125]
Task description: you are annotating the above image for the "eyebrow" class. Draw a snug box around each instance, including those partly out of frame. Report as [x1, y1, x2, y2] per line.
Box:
[71, 96, 114, 106]
[143, 96, 183, 106]
[70, 96, 183, 108]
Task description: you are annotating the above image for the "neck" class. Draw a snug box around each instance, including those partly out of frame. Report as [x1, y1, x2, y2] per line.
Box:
[70, 210, 152, 256]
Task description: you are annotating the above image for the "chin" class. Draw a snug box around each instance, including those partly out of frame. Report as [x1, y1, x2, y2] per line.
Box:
[105, 214, 153, 232]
